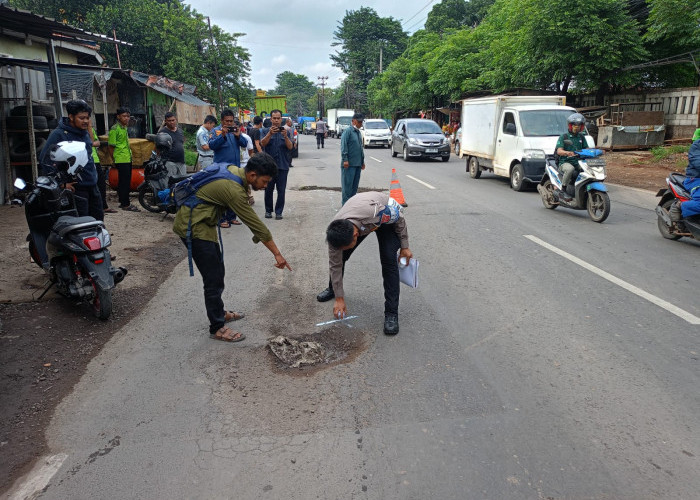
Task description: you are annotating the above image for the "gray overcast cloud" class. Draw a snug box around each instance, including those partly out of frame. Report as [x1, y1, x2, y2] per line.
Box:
[184, 0, 435, 90]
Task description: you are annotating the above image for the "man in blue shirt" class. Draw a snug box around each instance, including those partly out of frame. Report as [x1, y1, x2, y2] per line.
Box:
[208, 109, 246, 165]
[669, 133, 700, 221]
[260, 109, 293, 220]
[40, 99, 103, 221]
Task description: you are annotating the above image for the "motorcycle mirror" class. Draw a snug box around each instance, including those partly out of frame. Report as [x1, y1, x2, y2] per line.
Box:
[14, 178, 26, 190]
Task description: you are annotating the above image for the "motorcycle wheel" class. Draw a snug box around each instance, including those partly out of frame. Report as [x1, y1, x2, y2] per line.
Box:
[540, 179, 557, 209]
[587, 190, 610, 223]
[90, 279, 112, 320]
[657, 199, 682, 240]
[138, 184, 164, 213]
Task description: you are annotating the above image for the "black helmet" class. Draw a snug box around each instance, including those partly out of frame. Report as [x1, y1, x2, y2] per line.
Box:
[146, 132, 172, 151]
[567, 113, 585, 133]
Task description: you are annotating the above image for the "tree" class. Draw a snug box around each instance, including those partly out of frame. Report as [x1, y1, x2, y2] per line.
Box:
[425, 0, 495, 34]
[331, 7, 407, 110]
[271, 72, 317, 117]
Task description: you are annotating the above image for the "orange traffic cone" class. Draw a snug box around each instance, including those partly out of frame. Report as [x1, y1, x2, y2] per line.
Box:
[390, 168, 408, 207]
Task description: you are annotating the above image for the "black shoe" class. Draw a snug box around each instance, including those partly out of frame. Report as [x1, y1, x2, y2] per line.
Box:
[383, 314, 399, 335]
[669, 202, 682, 222]
[316, 287, 335, 302]
[265, 212, 272, 219]
[557, 189, 572, 202]
[275, 214, 283, 220]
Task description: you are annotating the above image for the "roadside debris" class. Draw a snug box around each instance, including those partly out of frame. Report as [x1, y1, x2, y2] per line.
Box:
[268, 335, 325, 368]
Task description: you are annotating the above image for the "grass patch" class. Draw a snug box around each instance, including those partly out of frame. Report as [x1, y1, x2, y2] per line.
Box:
[650, 145, 690, 161]
[185, 150, 198, 167]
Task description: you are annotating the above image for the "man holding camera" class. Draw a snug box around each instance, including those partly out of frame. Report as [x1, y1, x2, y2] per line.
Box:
[260, 109, 293, 220]
[208, 109, 247, 166]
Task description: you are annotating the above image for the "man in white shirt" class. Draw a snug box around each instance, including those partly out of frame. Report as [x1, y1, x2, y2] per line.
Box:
[196, 115, 217, 170]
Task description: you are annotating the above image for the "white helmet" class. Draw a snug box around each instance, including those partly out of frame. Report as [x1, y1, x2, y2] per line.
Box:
[50, 141, 89, 175]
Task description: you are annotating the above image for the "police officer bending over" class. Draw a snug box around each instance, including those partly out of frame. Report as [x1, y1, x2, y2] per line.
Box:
[316, 192, 413, 335]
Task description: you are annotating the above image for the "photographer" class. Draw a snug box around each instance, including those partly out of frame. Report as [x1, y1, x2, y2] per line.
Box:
[208, 109, 247, 166]
[260, 109, 293, 220]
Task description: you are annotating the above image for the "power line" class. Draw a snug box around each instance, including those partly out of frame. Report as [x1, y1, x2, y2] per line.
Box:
[401, 0, 437, 28]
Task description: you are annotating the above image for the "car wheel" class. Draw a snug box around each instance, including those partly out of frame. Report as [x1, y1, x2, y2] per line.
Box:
[403, 146, 410, 162]
[468, 156, 481, 178]
[391, 142, 398, 157]
[510, 163, 526, 191]
[441, 155, 450, 163]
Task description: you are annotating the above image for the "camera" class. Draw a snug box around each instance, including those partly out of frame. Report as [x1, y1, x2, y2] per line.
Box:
[227, 125, 238, 134]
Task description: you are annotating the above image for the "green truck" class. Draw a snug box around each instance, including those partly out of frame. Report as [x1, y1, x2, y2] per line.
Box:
[254, 95, 287, 118]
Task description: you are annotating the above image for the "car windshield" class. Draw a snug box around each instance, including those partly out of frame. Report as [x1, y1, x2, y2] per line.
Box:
[365, 121, 389, 130]
[338, 116, 353, 125]
[406, 121, 441, 134]
[519, 110, 580, 137]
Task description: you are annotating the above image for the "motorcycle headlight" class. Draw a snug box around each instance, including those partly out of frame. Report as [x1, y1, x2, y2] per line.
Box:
[523, 149, 546, 160]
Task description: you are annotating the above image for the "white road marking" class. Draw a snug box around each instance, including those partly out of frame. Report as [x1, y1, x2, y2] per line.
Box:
[406, 175, 436, 190]
[8, 453, 68, 500]
[369, 156, 383, 163]
[524, 235, 700, 325]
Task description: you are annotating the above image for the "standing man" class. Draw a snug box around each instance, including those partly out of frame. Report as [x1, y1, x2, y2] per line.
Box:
[250, 116, 264, 153]
[196, 115, 217, 170]
[260, 109, 293, 220]
[315, 117, 327, 149]
[89, 122, 116, 214]
[340, 112, 365, 205]
[209, 109, 246, 166]
[316, 192, 413, 335]
[108, 107, 139, 211]
[40, 99, 104, 221]
[172, 153, 291, 342]
[159, 112, 186, 177]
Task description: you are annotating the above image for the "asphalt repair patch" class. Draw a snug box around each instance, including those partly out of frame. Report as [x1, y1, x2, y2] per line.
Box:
[266, 324, 367, 374]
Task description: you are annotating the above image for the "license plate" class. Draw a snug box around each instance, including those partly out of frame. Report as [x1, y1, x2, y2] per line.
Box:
[426, 148, 438, 153]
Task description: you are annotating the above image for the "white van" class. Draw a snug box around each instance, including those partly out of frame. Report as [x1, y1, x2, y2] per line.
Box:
[459, 95, 594, 191]
[360, 119, 392, 148]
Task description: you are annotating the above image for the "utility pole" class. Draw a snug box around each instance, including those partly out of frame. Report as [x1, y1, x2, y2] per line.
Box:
[379, 45, 383, 73]
[317, 76, 328, 118]
[207, 16, 224, 112]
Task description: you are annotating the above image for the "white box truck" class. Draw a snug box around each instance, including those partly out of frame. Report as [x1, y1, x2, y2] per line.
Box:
[459, 95, 594, 191]
[327, 108, 354, 138]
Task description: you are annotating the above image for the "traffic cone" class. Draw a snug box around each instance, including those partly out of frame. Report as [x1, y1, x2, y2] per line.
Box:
[390, 168, 408, 207]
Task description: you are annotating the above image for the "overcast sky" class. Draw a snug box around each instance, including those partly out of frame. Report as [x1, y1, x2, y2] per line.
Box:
[184, 0, 436, 91]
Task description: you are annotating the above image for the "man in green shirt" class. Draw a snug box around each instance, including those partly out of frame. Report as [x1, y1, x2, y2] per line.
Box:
[108, 107, 140, 211]
[556, 113, 587, 202]
[173, 152, 292, 342]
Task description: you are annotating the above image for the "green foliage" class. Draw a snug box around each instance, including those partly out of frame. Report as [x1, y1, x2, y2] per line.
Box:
[331, 7, 407, 111]
[184, 150, 198, 167]
[425, 0, 495, 33]
[650, 144, 690, 161]
[272, 72, 317, 118]
[9, 0, 252, 111]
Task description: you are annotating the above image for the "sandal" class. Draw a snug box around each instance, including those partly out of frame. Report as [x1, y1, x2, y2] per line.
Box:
[231, 219, 242, 225]
[120, 205, 141, 212]
[225, 311, 245, 322]
[210, 326, 245, 342]
[104, 208, 118, 213]
[219, 221, 231, 228]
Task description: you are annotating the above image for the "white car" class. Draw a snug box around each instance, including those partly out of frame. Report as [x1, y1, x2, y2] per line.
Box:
[361, 119, 392, 148]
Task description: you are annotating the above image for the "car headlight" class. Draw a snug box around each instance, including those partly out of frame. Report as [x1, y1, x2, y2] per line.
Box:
[408, 138, 419, 145]
[523, 149, 546, 159]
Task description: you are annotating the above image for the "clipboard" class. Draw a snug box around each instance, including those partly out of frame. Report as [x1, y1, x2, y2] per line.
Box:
[397, 252, 419, 288]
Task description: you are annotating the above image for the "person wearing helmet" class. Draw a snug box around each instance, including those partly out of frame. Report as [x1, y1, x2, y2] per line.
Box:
[39, 99, 103, 220]
[669, 133, 700, 222]
[555, 113, 588, 202]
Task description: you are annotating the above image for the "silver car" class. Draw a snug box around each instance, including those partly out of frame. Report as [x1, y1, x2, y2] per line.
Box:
[391, 118, 450, 162]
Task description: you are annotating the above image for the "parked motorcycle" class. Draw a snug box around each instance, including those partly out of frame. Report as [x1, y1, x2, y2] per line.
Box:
[655, 173, 700, 241]
[16, 141, 127, 319]
[537, 148, 610, 223]
[137, 133, 188, 213]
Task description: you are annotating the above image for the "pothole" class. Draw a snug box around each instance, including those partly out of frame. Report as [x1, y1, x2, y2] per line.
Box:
[266, 325, 367, 374]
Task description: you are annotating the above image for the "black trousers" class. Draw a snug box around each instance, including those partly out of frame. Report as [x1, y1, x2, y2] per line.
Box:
[316, 133, 325, 147]
[95, 162, 109, 209]
[115, 162, 132, 207]
[328, 224, 401, 315]
[264, 168, 289, 216]
[182, 238, 226, 334]
[74, 184, 104, 221]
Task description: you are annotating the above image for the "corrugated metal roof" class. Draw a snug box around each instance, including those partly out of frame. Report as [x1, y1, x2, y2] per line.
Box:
[129, 71, 211, 106]
[0, 5, 131, 46]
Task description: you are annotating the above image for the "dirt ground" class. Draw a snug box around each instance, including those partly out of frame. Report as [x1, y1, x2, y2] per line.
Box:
[0, 149, 689, 493]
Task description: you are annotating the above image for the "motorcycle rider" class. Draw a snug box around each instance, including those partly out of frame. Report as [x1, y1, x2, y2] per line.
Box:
[669, 131, 700, 221]
[556, 113, 588, 202]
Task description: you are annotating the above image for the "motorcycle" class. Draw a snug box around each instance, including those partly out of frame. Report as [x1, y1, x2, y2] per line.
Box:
[537, 148, 611, 223]
[137, 133, 189, 214]
[655, 173, 700, 241]
[15, 168, 127, 320]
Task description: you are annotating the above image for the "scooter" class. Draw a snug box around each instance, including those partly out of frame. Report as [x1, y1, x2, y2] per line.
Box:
[137, 133, 189, 214]
[15, 169, 127, 320]
[537, 148, 611, 223]
[655, 173, 700, 241]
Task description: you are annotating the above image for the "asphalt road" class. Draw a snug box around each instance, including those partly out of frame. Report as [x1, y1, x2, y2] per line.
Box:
[10, 134, 700, 500]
